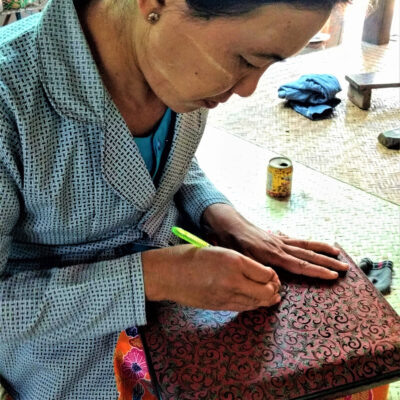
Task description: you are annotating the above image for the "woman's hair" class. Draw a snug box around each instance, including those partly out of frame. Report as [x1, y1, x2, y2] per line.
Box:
[185, 0, 349, 19]
[97, 0, 348, 20]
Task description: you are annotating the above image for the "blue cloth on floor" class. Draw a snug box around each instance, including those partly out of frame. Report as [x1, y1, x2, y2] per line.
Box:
[278, 74, 342, 120]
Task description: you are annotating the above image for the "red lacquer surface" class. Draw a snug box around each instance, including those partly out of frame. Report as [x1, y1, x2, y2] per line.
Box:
[144, 245, 400, 400]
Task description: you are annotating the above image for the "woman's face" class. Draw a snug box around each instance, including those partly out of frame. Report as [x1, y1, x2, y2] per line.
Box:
[135, 1, 330, 113]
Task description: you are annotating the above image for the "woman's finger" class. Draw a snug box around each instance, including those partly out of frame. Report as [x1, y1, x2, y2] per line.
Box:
[280, 237, 341, 256]
[275, 252, 339, 279]
[276, 230, 289, 238]
[223, 292, 282, 312]
[239, 277, 281, 299]
[232, 281, 282, 309]
[239, 255, 281, 286]
[283, 244, 349, 272]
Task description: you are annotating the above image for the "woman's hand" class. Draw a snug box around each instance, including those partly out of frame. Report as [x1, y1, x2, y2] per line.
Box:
[202, 204, 349, 280]
[142, 244, 281, 312]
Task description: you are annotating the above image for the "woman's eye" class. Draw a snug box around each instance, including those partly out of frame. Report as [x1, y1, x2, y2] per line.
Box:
[239, 56, 257, 69]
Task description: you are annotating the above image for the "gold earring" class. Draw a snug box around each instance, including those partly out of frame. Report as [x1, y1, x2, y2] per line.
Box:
[147, 12, 160, 24]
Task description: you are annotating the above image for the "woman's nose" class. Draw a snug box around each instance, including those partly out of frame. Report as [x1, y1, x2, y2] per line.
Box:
[232, 70, 264, 98]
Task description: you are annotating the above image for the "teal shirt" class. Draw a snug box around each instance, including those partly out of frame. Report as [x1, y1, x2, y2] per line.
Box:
[132, 108, 173, 252]
[134, 108, 172, 178]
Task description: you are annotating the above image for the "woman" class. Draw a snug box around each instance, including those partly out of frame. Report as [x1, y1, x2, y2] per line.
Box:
[0, 0, 350, 398]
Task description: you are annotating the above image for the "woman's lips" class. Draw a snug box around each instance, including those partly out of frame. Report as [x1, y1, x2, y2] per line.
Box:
[202, 93, 232, 109]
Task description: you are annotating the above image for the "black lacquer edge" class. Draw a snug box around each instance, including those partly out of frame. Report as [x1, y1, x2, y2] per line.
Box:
[294, 371, 400, 400]
[139, 326, 164, 400]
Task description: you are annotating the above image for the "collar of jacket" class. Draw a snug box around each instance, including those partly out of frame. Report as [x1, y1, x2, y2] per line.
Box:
[35, 0, 207, 232]
[36, 0, 105, 125]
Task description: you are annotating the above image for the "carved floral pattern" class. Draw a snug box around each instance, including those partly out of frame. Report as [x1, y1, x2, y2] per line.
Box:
[144, 247, 400, 399]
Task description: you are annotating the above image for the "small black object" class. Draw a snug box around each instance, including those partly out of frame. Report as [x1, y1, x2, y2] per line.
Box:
[359, 257, 373, 274]
[378, 128, 400, 150]
[358, 258, 393, 295]
[368, 260, 393, 295]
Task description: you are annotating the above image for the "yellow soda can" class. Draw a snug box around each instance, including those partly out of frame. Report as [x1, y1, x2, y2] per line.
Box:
[267, 157, 293, 198]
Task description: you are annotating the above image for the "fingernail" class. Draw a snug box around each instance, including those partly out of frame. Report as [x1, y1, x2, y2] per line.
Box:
[342, 262, 349, 269]
[270, 295, 280, 305]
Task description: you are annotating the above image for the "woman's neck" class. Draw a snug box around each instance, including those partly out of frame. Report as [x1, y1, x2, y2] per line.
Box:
[76, 0, 166, 136]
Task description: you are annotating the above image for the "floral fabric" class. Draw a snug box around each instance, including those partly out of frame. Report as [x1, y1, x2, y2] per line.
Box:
[336, 385, 389, 400]
[114, 328, 158, 400]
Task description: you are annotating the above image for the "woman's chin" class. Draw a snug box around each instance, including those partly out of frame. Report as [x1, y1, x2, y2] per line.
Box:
[167, 100, 214, 113]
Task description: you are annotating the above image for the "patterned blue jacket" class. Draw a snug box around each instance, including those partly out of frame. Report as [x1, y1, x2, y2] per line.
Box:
[0, 0, 230, 398]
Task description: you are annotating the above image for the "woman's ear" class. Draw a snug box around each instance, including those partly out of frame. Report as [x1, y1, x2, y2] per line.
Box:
[136, 0, 166, 19]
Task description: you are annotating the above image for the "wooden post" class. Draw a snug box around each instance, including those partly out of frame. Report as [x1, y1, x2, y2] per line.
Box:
[362, 0, 396, 45]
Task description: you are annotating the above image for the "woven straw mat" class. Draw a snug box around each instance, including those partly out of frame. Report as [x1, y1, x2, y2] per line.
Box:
[207, 39, 400, 205]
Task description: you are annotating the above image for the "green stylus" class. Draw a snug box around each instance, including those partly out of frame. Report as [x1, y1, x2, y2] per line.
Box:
[171, 226, 211, 248]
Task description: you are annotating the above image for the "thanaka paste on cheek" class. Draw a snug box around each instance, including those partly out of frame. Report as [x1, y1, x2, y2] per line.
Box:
[184, 33, 234, 81]
[147, 53, 184, 93]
